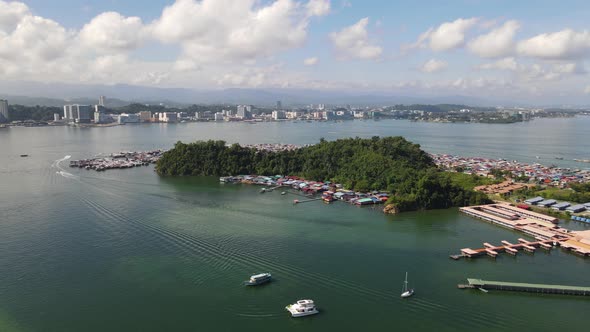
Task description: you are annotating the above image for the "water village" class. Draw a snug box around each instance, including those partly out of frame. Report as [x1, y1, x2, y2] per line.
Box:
[431, 153, 590, 187]
[220, 175, 390, 206]
[69, 150, 163, 171]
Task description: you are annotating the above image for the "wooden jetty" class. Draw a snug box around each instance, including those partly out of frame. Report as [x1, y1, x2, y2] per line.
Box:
[458, 238, 557, 258]
[459, 278, 590, 296]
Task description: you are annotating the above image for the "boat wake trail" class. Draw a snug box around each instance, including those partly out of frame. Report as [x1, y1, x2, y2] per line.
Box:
[56, 171, 80, 180]
[52, 155, 71, 170]
[52, 155, 80, 180]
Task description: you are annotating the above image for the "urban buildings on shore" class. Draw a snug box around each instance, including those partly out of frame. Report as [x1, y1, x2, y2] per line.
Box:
[0, 99, 9, 123]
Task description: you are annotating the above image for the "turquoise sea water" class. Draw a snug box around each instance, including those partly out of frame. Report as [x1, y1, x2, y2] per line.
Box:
[0, 118, 589, 331]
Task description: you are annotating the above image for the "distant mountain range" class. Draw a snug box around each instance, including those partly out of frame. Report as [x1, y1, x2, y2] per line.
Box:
[0, 80, 587, 108]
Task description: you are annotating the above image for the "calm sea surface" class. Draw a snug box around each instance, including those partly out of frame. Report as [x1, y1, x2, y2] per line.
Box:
[1, 118, 589, 332]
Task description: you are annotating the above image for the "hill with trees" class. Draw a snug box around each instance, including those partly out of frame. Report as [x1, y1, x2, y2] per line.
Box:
[156, 137, 491, 212]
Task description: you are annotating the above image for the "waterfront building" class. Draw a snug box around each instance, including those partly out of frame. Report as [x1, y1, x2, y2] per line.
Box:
[139, 111, 152, 122]
[353, 110, 367, 118]
[271, 110, 286, 120]
[94, 105, 105, 113]
[63, 105, 74, 122]
[118, 113, 139, 124]
[94, 112, 111, 124]
[237, 105, 252, 119]
[324, 111, 335, 120]
[286, 111, 303, 119]
[214, 112, 224, 121]
[53, 113, 61, 121]
[0, 99, 9, 122]
[75, 105, 92, 123]
[158, 112, 178, 123]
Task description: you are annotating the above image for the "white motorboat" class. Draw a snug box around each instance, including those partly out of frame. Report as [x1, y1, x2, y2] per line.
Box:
[285, 299, 319, 317]
[401, 272, 414, 298]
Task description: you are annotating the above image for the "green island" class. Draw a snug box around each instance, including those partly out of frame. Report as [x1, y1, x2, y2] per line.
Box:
[156, 136, 492, 213]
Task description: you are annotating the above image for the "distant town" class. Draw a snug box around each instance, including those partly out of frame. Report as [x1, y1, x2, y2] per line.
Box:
[0, 96, 589, 128]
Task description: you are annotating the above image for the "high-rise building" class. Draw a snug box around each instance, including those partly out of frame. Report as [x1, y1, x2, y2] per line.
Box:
[139, 111, 152, 122]
[272, 110, 286, 120]
[74, 105, 92, 123]
[236, 105, 252, 119]
[158, 112, 178, 123]
[99, 96, 106, 106]
[63, 105, 74, 122]
[53, 113, 61, 122]
[276, 100, 282, 109]
[0, 99, 9, 123]
[214, 112, 224, 121]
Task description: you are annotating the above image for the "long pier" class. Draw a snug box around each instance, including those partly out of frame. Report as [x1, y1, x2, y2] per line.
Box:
[459, 278, 590, 296]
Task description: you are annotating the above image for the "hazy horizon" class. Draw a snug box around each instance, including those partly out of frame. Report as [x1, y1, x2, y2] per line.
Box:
[1, 0, 590, 105]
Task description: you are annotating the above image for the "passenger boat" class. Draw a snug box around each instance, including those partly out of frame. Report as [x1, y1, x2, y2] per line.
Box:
[244, 273, 272, 286]
[401, 272, 415, 298]
[285, 299, 319, 317]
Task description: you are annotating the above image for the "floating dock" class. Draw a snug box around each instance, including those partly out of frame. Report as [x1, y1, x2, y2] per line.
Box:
[460, 278, 590, 296]
[455, 203, 590, 259]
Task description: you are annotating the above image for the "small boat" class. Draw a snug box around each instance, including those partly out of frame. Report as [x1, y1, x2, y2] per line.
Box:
[244, 273, 272, 286]
[20, 154, 29, 157]
[281, 191, 286, 195]
[285, 299, 319, 317]
[401, 272, 414, 298]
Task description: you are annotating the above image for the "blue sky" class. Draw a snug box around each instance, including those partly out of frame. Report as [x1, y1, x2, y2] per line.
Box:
[2, 0, 590, 104]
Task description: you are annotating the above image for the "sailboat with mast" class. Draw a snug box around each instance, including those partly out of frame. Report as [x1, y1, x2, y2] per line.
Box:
[401, 272, 414, 298]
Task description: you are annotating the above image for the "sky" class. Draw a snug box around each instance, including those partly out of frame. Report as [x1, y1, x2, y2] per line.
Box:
[2, 0, 590, 104]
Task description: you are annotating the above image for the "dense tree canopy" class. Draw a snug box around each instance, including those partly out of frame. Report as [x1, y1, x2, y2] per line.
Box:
[156, 136, 491, 212]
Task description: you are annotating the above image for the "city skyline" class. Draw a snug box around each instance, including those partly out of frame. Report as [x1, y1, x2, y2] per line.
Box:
[2, 0, 590, 104]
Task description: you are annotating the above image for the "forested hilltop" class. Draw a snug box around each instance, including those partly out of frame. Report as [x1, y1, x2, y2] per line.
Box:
[156, 137, 491, 212]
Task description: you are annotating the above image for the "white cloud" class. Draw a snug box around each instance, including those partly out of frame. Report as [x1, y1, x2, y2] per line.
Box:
[553, 62, 586, 74]
[406, 18, 478, 52]
[0, 15, 71, 62]
[0, 0, 29, 32]
[468, 20, 520, 58]
[306, 0, 330, 16]
[303, 56, 319, 65]
[79, 12, 146, 52]
[517, 29, 590, 59]
[478, 57, 585, 82]
[477, 57, 518, 71]
[420, 59, 447, 73]
[330, 17, 382, 60]
[150, 0, 325, 64]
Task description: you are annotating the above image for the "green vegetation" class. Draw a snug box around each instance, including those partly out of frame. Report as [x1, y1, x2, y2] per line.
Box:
[156, 136, 491, 212]
[7, 104, 62, 121]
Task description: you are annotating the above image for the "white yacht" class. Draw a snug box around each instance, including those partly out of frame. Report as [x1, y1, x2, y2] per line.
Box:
[401, 272, 415, 298]
[285, 299, 319, 317]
